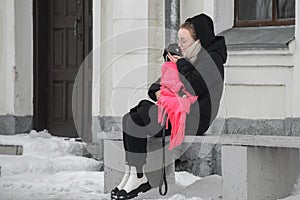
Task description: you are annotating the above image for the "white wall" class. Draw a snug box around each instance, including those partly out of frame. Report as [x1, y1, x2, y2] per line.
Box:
[180, 0, 234, 33]
[111, 0, 149, 116]
[180, 0, 296, 120]
[225, 49, 294, 119]
[0, 0, 15, 115]
[92, 0, 101, 116]
[99, 0, 113, 116]
[148, 0, 165, 84]
[0, 0, 33, 116]
[180, 0, 204, 23]
[214, 0, 234, 33]
[293, 0, 300, 117]
[204, 0, 234, 33]
[15, 0, 33, 116]
[98, 0, 164, 116]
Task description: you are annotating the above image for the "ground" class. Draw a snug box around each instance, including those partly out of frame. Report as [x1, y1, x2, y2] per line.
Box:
[0, 131, 299, 200]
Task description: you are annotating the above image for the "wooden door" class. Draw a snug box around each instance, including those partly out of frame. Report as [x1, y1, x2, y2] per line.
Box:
[33, 0, 92, 140]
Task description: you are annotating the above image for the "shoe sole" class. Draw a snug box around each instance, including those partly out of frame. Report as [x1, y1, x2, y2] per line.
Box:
[116, 182, 151, 200]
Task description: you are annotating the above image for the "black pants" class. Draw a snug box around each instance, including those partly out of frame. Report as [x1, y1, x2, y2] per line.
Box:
[122, 100, 171, 168]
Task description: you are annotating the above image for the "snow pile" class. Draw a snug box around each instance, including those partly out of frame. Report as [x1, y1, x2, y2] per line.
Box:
[0, 130, 86, 157]
[163, 194, 203, 200]
[175, 171, 202, 186]
[2, 131, 300, 200]
[0, 130, 102, 176]
[279, 176, 300, 200]
[138, 174, 222, 200]
[0, 155, 100, 176]
[0, 131, 223, 200]
[0, 171, 106, 200]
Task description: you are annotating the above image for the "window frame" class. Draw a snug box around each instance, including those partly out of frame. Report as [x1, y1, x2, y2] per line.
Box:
[234, 0, 295, 27]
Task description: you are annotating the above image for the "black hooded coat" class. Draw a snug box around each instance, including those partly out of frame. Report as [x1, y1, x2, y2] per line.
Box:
[148, 13, 227, 135]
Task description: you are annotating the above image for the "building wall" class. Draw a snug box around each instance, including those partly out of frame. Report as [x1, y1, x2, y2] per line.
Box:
[0, 0, 15, 115]
[0, 0, 33, 134]
[293, 0, 300, 118]
[15, 0, 33, 116]
[180, 0, 204, 24]
[175, 0, 300, 177]
[0, 0, 33, 116]
[178, 0, 296, 122]
[92, 0, 101, 117]
[97, 0, 164, 117]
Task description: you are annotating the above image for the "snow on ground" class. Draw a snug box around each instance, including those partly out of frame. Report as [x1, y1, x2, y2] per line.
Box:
[279, 176, 300, 200]
[0, 130, 85, 157]
[0, 171, 106, 200]
[0, 131, 220, 200]
[0, 131, 299, 200]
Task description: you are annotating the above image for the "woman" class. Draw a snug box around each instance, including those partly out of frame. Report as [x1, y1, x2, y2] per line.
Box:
[111, 13, 227, 200]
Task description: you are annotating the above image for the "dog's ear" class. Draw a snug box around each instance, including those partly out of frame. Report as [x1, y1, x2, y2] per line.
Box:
[166, 43, 182, 57]
[163, 48, 169, 61]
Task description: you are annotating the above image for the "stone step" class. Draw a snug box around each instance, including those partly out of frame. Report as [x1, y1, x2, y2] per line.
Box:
[0, 133, 86, 157]
[0, 144, 23, 155]
[0, 155, 102, 176]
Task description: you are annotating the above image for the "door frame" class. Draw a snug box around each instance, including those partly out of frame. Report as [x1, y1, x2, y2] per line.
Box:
[33, 0, 93, 141]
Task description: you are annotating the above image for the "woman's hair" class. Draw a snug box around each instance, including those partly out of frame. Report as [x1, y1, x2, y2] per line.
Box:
[179, 22, 198, 41]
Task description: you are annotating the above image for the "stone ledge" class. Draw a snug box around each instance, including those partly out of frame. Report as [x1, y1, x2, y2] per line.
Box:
[184, 134, 300, 149]
[225, 118, 300, 136]
[95, 117, 300, 138]
[0, 144, 23, 155]
[219, 26, 295, 51]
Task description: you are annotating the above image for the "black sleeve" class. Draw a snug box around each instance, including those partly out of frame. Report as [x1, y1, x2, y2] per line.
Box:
[148, 78, 161, 101]
[176, 58, 208, 96]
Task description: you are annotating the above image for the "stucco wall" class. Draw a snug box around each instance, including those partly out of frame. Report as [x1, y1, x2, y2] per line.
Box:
[293, 0, 300, 118]
[180, 0, 233, 34]
[175, 0, 298, 176]
[180, 0, 204, 23]
[0, 0, 33, 116]
[92, 0, 101, 116]
[0, 0, 15, 115]
[98, 0, 164, 117]
[15, 0, 33, 116]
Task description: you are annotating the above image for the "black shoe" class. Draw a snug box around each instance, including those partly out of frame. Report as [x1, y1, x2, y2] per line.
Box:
[111, 187, 119, 199]
[116, 181, 151, 200]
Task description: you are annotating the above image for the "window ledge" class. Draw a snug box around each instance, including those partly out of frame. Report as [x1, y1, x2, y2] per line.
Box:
[218, 26, 295, 51]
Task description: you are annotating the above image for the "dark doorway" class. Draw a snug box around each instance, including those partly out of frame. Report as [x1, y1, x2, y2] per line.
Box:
[33, 0, 93, 141]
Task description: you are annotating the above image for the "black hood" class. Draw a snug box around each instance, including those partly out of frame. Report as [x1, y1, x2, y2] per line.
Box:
[206, 36, 227, 64]
[185, 13, 215, 49]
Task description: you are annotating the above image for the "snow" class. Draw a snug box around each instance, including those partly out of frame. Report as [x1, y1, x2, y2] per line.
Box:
[279, 176, 300, 200]
[0, 130, 299, 200]
[175, 171, 201, 187]
[0, 130, 86, 157]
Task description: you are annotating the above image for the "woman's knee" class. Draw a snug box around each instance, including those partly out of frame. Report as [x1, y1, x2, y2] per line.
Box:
[122, 112, 130, 124]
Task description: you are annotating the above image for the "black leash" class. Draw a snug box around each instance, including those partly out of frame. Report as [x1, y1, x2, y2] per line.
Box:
[159, 115, 168, 196]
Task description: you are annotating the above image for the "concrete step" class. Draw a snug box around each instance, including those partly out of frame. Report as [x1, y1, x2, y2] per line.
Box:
[0, 133, 86, 157]
[0, 155, 102, 176]
[0, 144, 23, 155]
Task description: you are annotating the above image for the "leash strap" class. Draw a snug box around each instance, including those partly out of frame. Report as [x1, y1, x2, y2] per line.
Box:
[159, 116, 168, 196]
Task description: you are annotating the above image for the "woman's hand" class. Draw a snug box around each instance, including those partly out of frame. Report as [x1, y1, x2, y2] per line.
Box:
[167, 53, 182, 64]
[155, 90, 161, 100]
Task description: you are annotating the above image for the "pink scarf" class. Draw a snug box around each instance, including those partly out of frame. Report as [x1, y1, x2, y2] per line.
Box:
[157, 61, 198, 150]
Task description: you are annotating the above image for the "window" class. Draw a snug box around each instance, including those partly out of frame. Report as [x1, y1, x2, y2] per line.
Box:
[235, 0, 295, 27]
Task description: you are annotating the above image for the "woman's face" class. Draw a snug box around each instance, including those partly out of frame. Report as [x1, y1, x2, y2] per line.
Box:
[177, 28, 195, 54]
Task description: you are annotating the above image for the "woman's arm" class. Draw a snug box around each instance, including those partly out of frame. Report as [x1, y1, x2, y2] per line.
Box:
[176, 58, 208, 96]
[148, 78, 161, 101]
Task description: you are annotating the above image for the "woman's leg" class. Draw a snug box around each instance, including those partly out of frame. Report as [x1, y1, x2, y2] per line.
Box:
[123, 102, 172, 165]
[115, 101, 171, 199]
[123, 111, 148, 174]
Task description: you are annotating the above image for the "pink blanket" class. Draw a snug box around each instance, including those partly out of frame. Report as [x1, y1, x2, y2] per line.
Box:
[157, 61, 198, 150]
